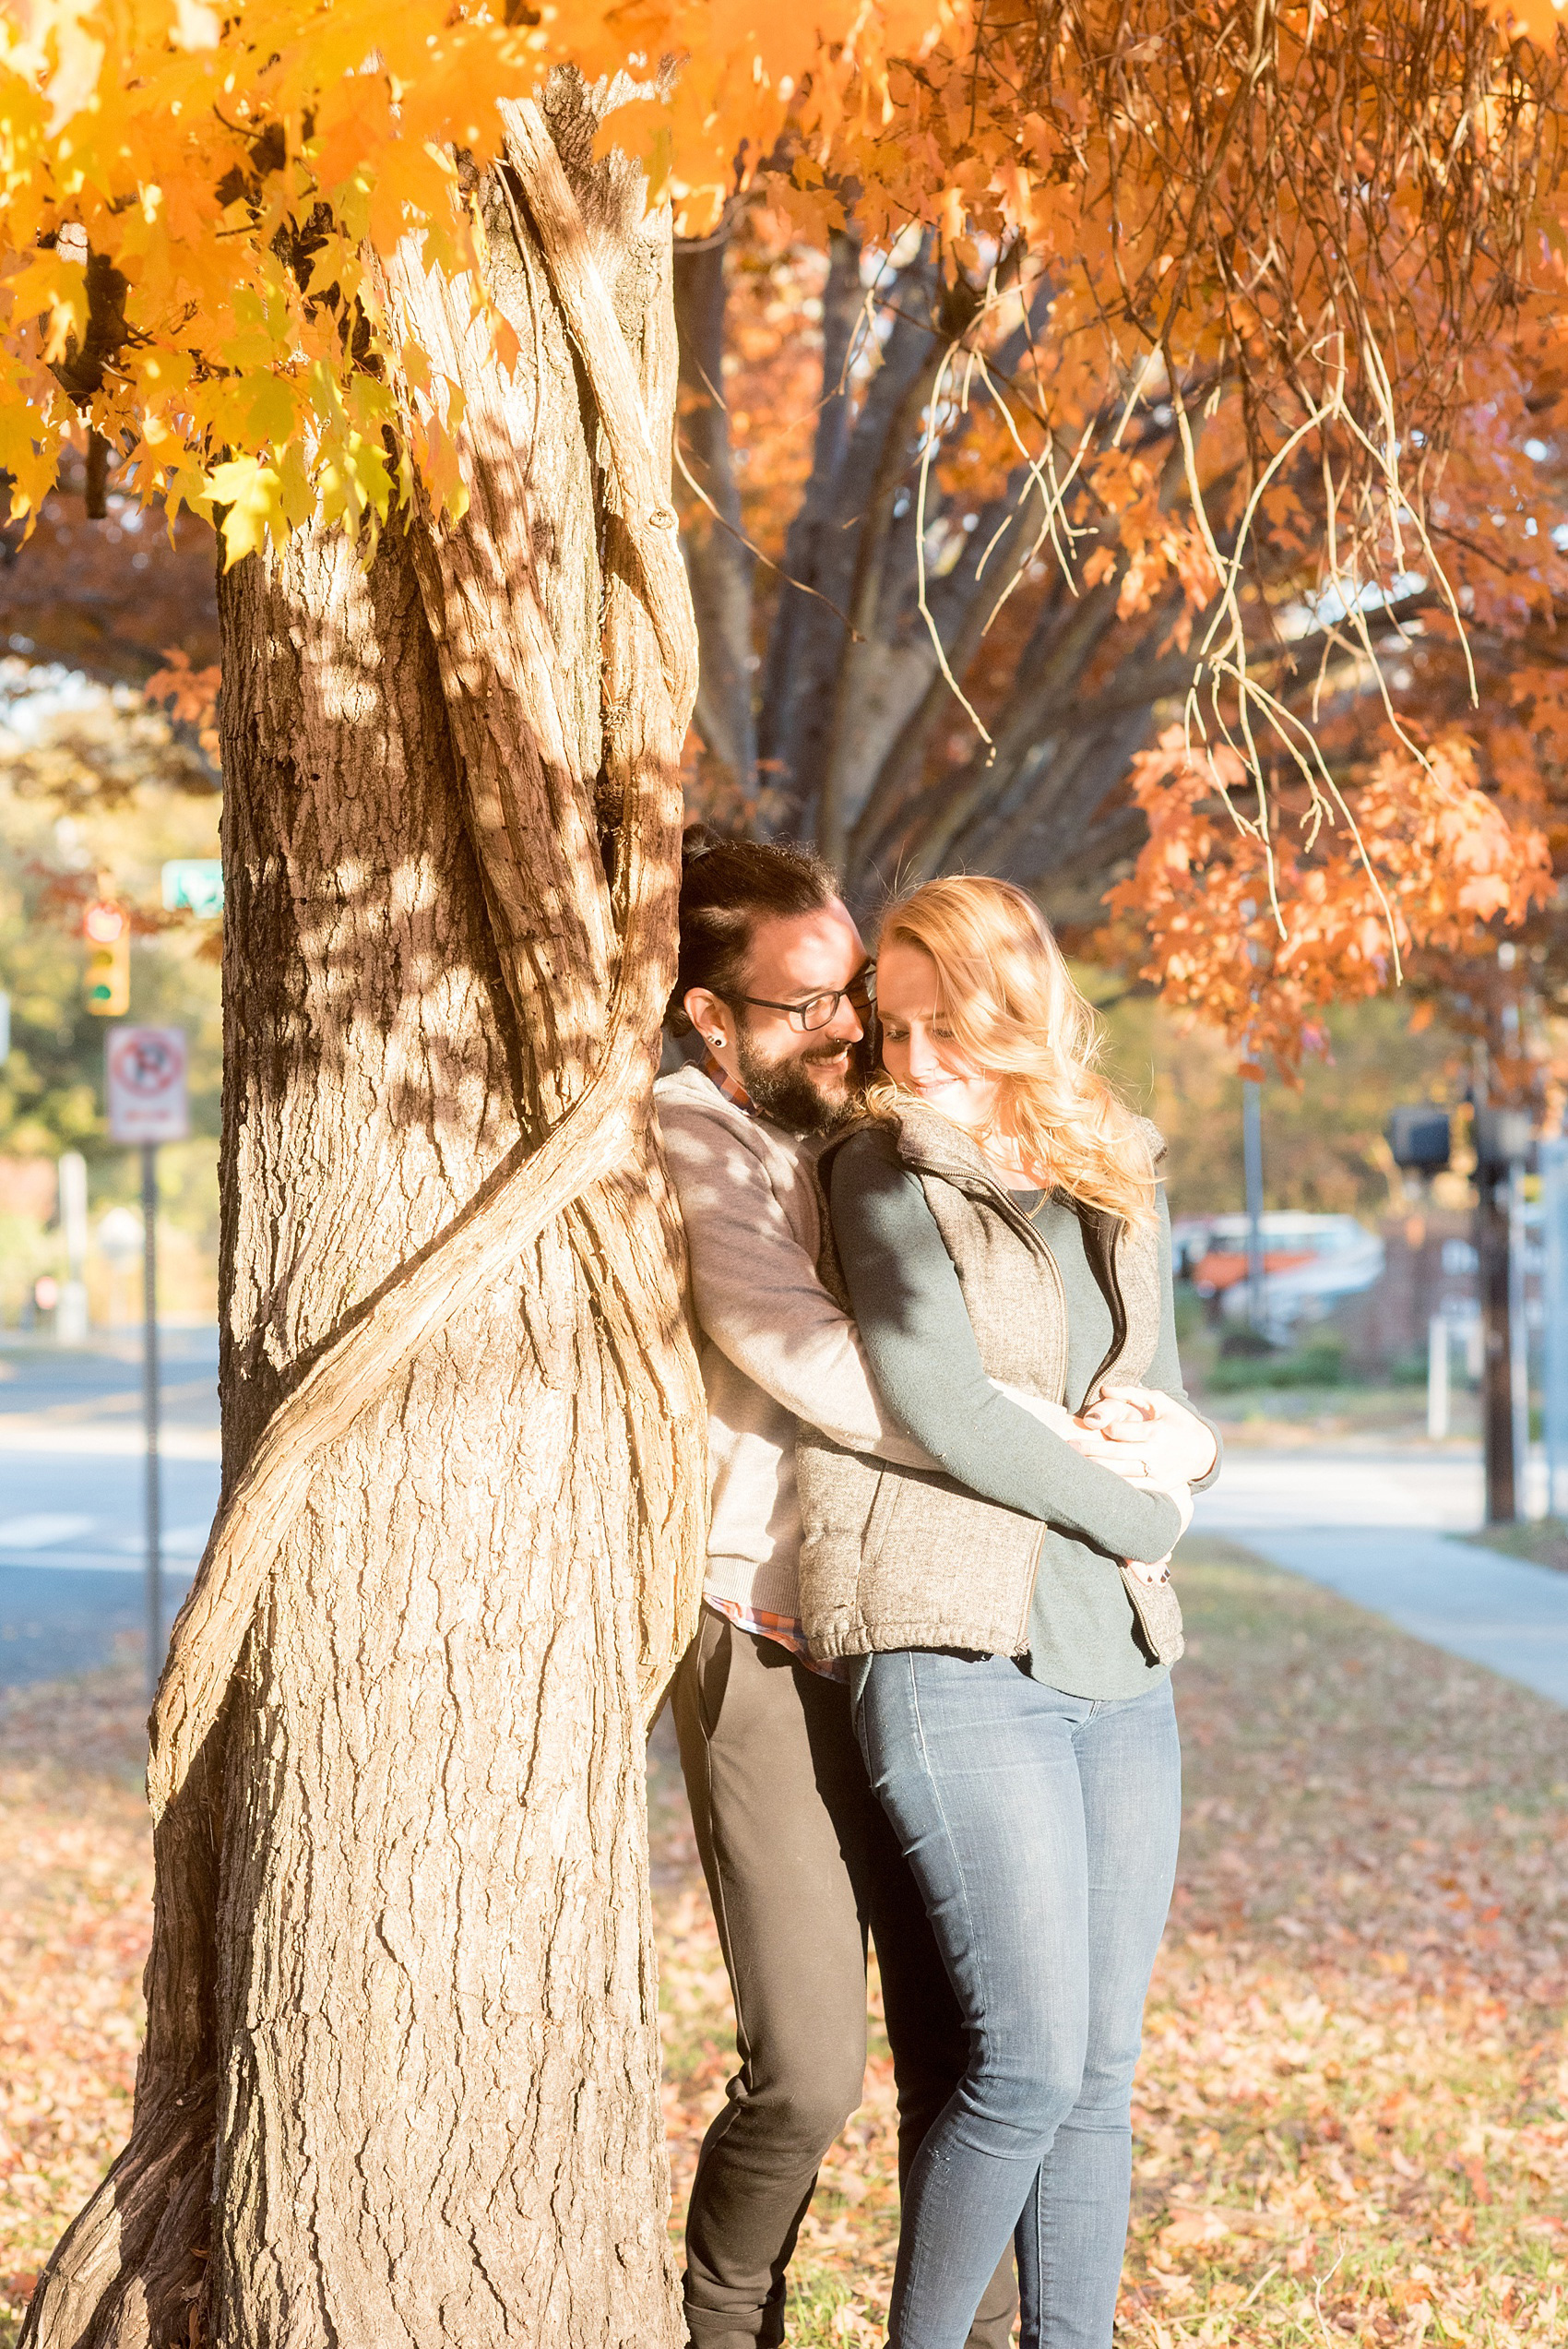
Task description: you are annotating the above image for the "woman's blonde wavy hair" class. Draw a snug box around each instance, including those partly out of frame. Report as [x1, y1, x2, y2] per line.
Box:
[868, 876, 1158, 1230]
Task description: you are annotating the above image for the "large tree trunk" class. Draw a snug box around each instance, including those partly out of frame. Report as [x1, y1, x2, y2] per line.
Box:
[23, 80, 706, 2349]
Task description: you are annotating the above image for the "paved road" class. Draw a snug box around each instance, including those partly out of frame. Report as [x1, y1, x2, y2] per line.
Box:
[1194, 1444, 1568, 1707]
[0, 1329, 217, 1686]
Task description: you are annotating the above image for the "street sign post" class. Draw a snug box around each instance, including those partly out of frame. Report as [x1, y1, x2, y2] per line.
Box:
[1389, 1107, 1454, 1443]
[106, 1025, 189, 1145]
[105, 1027, 190, 1697]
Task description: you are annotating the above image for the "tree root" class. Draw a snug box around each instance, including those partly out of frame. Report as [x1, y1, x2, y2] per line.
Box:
[19, 2084, 216, 2349]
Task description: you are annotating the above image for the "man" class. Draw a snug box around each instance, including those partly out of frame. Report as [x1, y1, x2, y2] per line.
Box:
[656, 829, 1019, 2349]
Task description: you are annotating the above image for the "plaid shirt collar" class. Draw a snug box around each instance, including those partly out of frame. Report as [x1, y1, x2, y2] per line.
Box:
[700, 1046, 755, 1118]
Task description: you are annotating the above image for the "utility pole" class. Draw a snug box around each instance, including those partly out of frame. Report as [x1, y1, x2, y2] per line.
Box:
[1541, 1138, 1568, 1520]
[1474, 1106, 1532, 1525]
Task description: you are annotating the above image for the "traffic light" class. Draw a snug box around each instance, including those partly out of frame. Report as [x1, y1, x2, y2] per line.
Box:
[1387, 1103, 1452, 1176]
[83, 900, 129, 1016]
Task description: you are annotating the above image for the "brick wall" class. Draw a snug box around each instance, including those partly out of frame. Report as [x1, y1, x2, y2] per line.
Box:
[1327, 1210, 1478, 1375]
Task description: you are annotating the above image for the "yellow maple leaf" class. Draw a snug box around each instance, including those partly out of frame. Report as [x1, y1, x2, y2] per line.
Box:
[204, 454, 286, 568]
[3, 249, 88, 364]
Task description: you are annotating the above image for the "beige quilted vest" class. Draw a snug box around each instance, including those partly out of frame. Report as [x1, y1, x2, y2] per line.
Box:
[797, 1102, 1181, 1664]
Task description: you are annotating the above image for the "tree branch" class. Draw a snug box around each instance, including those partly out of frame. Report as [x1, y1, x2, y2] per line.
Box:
[757, 228, 867, 833]
[503, 97, 697, 721]
[673, 233, 757, 797]
[815, 250, 1027, 866]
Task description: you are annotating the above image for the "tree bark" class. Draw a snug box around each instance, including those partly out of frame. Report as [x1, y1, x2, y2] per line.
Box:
[23, 79, 705, 2349]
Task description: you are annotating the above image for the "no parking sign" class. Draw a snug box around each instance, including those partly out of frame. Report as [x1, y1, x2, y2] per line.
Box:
[106, 1026, 189, 1145]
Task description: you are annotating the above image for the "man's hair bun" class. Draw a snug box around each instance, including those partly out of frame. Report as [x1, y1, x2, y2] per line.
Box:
[681, 822, 721, 867]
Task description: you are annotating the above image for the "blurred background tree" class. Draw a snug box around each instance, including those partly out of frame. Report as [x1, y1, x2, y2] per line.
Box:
[1090, 984, 1460, 1222]
[673, 165, 1568, 1085]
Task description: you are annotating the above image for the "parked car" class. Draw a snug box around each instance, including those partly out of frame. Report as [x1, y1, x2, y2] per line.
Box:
[1174, 1211, 1386, 1347]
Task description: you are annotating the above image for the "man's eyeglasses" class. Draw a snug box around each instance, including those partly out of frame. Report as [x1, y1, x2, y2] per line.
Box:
[734, 966, 876, 1033]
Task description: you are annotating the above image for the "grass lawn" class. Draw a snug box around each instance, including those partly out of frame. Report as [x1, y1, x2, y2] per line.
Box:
[654, 1545, 1567, 2347]
[0, 1662, 156, 2346]
[1196, 1391, 1479, 1448]
[3, 1545, 1564, 2347]
[1459, 1520, 1568, 1577]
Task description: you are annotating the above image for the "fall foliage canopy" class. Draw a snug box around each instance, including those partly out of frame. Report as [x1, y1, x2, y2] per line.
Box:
[3, 2, 1568, 1063]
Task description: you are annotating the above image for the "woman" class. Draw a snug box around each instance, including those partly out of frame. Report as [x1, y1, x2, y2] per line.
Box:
[796, 876, 1218, 2349]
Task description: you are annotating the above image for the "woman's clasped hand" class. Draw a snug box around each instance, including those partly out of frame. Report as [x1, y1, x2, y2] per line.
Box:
[1062, 1384, 1210, 1584]
[1075, 1383, 1218, 1483]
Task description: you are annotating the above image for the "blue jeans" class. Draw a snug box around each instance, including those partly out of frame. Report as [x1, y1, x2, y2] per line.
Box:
[856, 1655, 1182, 2349]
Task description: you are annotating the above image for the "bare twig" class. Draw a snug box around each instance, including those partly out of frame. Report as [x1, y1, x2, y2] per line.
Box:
[673, 430, 864, 639]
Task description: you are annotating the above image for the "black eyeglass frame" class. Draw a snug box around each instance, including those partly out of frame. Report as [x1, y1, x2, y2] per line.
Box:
[731, 964, 877, 1033]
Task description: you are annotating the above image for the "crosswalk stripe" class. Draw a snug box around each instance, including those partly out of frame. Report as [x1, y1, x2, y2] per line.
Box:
[0, 1512, 97, 1549]
[108, 1522, 211, 1558]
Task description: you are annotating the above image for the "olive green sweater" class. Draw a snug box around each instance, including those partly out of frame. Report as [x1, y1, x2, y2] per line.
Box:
[827, 1127, 1215, 1700]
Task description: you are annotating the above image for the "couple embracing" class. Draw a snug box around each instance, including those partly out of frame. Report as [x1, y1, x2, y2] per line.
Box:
[657, 831, 1219, 2349]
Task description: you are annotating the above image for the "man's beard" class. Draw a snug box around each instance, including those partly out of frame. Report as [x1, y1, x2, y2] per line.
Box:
[735, 1027, 873, 1136]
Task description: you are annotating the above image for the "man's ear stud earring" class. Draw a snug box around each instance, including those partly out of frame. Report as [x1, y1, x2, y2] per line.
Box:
[711, 1033, 724, 1046]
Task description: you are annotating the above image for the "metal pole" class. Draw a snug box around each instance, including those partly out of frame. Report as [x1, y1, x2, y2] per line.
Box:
[1542, 1139, 1568, 1519]
[1427, 1314, 1449, 1442]
[1479, 1159, 1516, 1524]
[58, 1149, 89, 1344]
[1509, 1163, 1531, 1517]
[142, 1142, 161, 1702]
[1242, 1076, 1265, 1335]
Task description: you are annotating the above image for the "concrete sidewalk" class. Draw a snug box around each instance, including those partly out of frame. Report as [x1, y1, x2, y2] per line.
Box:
[1193, 1446, 1568, 1709]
